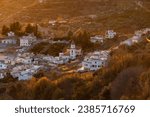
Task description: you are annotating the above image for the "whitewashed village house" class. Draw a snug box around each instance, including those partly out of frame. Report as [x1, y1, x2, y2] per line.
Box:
[90, 35, 104, 43]
[0, 62, 7, 70]
[120, 34, 142, 46]
[1, 32, 17, 45]
[1, 39, 16, 45]
[15, 53, 35, 64]
[39, 0, 47, 3]
[120, 28, 150, 46]
[20, 34, 37, 46]
[11, 65, 41, 80]
[4, 56, 16, 65]
[0, 70, 7, 79]
[105, 30, 117, 39]
[0, 73, 5, 79]
[82, 51, 110, 71]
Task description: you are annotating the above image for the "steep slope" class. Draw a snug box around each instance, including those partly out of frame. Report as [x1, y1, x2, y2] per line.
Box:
[0, 0, 150, 32]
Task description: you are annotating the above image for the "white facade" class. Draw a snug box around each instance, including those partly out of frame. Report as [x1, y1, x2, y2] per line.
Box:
[82, 51, 109, 71]
[0, 73, 4, 79]
[42, 42, 81, 65]
[4, 56, 16, 65]
[59, 53, 70, 63]
[0, 71, 6, 79]
[90, 35, 104, 43]
[1, 31, 16, 45]
[120, 39, 133, 46]
[0, 62, 7, 70]
[120, 35, 141, 46]
[15, 53, 35, 64]
[39, 0, 46, 3]
[105, 30, 117, 39]
[7, 31, 15, 37]
[1, 39, 16, 44]
[68, 42, 82, 60]
[135, 28, 150, 36]
[11, 65, 41, 80]
[20, 34, 37, 46]
[43, 53, 70, 65]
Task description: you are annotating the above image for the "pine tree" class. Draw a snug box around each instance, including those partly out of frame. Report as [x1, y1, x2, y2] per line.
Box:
[2, 25, 10, 35]
[25, 24, 33, 34]
[10, 22, 22, 34]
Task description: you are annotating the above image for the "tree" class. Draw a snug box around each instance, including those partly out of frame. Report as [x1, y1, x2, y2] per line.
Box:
[33, 77, 56, 99]
[73, 29, 93, 51]
[110, 67, 143, 99]
[1, 25, 10, 35]
[10, 22, 22, 35]
[139, 69, 150, 99]
[25, 24, 34, 34]
[25, 24, 41, 37]
[67, 30, 73, 40]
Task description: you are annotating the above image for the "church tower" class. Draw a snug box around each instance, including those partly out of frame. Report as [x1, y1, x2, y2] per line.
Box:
[70, 41, 76, 59]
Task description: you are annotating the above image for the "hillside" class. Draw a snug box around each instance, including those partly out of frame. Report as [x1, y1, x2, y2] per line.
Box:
[0, 0, 150, 32]
[0, 38, 150, 100]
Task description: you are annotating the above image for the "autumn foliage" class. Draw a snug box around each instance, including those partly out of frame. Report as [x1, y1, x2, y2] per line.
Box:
[0, 40, 150, 100]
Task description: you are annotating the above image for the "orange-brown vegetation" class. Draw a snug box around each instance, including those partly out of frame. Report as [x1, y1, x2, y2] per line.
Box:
[0, 39, 150, 100]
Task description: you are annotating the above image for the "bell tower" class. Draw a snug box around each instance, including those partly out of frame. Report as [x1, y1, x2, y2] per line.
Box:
[70, 41, 76, 59]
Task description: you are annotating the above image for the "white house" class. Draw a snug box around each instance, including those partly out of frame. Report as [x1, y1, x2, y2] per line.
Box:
[11, 65, 41, 80]
[15, 53, 35, 64]
[20, 34, 37, 46]
[0, 71, 7, 79]
[39, 0, 47, 3]
[0, 73, 4, 79]
[49, 40, 69, 44]
[120, 39, 133, 46]
[1, 31, 17, 45]
[7, 31, 15, 37]
[82, 51, 109, 71]
[131, 35, 141, 43]
[135, 30, 143, 36]
[58, 53, 70, 63]
[105, 30, 117, 39]
[1, 39, 16, 45]
[120, 35, 141, 46]
[90, 35, 104, 43]
[142, 28, 150, 35]
[0, 62, 7, 70]
[4, 56, 16, 65]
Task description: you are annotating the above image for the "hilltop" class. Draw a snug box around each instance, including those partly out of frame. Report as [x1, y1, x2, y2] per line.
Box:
[0, 0, 150, 33]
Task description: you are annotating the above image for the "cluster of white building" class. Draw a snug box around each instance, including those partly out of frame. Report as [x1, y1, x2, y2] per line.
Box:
[90, 30, 117, 43]
[120, 28, 150, 46]
[1, 27, 149, 80]
[0, 40, 82, 80]
[11, 65, 41, 80]
[43, 41, 82, 65]
[81, 50, 110, 71]
[0, 32, 37, 47]
[20, 34, 37, 47]
[0, 52, 41, 80]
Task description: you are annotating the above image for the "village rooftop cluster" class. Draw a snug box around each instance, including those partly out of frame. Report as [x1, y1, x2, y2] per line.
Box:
[0, 27, 150, 80]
